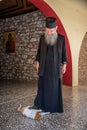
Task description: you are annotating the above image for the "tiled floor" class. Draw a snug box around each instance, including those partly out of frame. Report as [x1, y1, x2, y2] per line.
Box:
[0, 80, 87, 130]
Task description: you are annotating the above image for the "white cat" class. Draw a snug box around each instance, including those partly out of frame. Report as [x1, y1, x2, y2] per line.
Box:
[17, 104, 50, 120]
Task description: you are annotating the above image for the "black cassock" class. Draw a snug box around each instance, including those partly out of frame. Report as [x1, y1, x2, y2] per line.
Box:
[34, 45, 63, 113]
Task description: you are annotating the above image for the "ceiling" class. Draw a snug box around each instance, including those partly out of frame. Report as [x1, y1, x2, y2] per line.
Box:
[0, 0, 38, 19]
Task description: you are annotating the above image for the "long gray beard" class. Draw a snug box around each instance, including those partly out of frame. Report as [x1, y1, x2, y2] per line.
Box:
[45, 32, 58, 46]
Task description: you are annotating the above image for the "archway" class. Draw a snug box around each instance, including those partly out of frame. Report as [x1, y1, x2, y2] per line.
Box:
[28, 0, 72, 86]
[78, 32, 87, 85]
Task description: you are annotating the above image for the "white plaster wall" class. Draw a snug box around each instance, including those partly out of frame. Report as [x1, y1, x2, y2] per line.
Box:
[44, 0, 87, 86]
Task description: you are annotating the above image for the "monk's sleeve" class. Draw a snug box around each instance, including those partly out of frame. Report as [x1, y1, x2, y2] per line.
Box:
[62, 37, 68, 64]
[35, 37, 41, 62]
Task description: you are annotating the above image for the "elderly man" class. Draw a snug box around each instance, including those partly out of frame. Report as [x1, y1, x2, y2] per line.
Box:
[32, 17, 68, 113]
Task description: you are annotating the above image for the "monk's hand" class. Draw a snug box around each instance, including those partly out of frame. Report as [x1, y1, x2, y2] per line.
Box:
[36, 61, 39, 73]
[62, 63, 67, 74]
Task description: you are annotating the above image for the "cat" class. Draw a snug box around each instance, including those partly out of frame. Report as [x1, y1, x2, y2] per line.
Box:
[17, 104, 50, 120]
[17, 104, 42, 120]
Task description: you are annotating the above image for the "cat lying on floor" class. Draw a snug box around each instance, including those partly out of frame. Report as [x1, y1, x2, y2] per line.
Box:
[17, 104, 50, 120]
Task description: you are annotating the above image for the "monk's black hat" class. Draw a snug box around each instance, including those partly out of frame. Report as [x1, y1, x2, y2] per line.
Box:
[46, 17, 56, 28]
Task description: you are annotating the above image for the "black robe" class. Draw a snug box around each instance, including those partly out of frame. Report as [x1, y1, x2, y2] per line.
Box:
[34, 34, 68, 113]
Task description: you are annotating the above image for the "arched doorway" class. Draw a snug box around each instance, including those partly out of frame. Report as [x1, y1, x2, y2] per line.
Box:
[78, 32, 87, 85]
[28, 0, 72, 86]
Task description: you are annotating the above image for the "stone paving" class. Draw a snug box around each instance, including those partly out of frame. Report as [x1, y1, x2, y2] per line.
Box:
[0, 80, 87, 130]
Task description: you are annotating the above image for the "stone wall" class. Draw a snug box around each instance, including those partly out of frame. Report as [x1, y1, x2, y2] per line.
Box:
[78, 32, 87, 84]
[0, 11, 45, 81]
